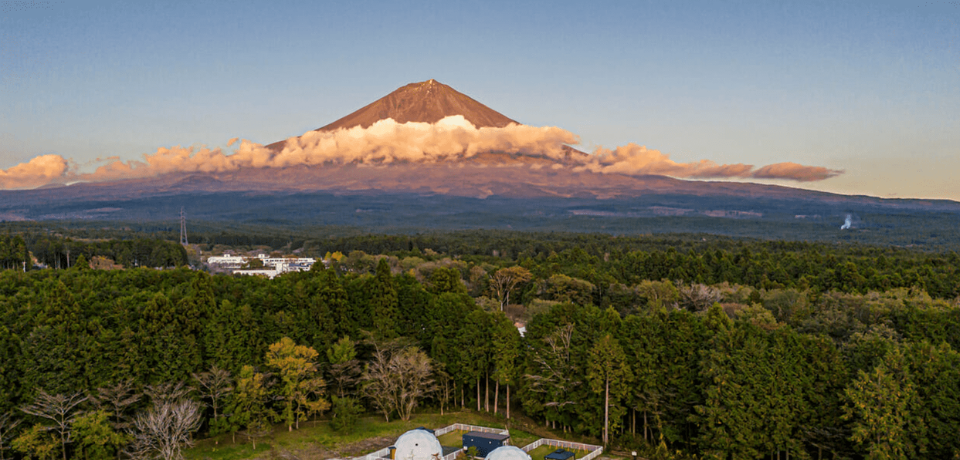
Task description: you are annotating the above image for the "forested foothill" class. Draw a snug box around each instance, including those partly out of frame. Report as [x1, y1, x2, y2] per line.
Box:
[5, 190, 960, 252]
[1, 224, 960, 460]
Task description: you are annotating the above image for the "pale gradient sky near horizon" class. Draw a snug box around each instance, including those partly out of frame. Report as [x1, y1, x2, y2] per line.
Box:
[1, 0, 958, 199]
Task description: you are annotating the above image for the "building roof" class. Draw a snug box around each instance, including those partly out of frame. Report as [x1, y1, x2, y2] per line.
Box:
[544, 450, 575, 460]
[465, 431, 510, 441]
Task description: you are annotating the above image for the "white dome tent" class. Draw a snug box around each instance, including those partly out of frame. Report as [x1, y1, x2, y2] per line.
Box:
[392, 429, 443, 460]
[485, 446, 531, 460]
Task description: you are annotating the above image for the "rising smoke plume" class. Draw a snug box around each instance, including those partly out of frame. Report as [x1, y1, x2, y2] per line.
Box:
[840, 214, 853, 230]
[0, 117, 843, 190]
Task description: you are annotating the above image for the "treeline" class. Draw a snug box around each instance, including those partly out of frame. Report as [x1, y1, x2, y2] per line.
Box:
[2, 251, 960, 458]
[10, 233, 187, 269]
[324, 236, 960, 300]
[6, 225, 960, 300]
[0, 235, 29, 270]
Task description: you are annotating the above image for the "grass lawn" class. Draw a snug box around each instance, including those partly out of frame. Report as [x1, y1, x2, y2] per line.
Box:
[436, 430, 466, 448]
[436, 428, 541, 452]
[525, 445, 592, 460]
[184, 411, 539, 460]
[508, 431, 540, 450]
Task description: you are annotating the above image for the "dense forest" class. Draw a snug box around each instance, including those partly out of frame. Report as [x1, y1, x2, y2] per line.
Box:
[0, 232, 187, 270]
[1, 230, 960, 460]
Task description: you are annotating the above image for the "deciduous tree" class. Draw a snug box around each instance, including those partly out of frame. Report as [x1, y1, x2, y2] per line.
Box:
[225, 366, 274, 449]
[90, 380, 140, 432]
[20, 390, 87, 460]
[129, 400, 202, 460]
[12, 424, 59, 460]
[265, 337, 327, 431]
[190, 366, 232, 437]
[71, 410, 128, 460]
[362, 345, 434, 422]
[0, 413, 22, 460]
[489, 267, 532, 311]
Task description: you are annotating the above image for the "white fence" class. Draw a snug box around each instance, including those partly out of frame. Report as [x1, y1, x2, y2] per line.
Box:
[434, 424, 509, 460]
[356, 447, 392, 460]
[357, 424, 509, 460]
[434, 423, 509, 437]
[520, 439, 603, 460]
[354, 425, 603, 460]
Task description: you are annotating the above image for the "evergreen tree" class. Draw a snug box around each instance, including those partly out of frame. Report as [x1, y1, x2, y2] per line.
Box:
[905, 341, 960, 458]
[843, 347, 924, 460]
[587, 334, 631, 446]
[226, 366, 275, 450]
[326, 337, 361, 399]
[370, 259, 398, 340]
[317, 269, 355, 340]
[459, 310, 493, 411]
[491, 312, 520, 418]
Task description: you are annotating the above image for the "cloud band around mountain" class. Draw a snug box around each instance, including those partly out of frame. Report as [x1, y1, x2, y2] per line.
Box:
[0, 117, 842, 189]
[582, 143, 842, 182]
[0, 155, 70, 189]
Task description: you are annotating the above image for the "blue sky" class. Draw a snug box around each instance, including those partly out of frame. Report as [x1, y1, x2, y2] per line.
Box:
[2, 0, 958, 198]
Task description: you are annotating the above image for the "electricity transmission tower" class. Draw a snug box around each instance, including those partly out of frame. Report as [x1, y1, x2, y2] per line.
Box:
[180, 207, 188, 246]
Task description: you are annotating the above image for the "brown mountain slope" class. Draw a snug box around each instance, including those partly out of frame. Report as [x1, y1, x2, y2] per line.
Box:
[266, 79, 517, 150]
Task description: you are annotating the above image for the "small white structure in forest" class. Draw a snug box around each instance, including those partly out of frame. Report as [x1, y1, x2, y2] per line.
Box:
[392, 429, 443, 460]
[206, 254, 245, 269]
[485, 446, 531, 460]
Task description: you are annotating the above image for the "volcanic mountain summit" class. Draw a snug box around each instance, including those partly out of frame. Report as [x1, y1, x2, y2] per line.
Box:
[266, 79, 518, 150]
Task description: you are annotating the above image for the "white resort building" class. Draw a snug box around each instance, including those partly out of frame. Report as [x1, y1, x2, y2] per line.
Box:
[205, 253, 320, 279]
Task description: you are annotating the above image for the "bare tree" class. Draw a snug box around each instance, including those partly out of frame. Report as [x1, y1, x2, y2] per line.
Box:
[489, 266, 533, 311]
[362, 346, 435, 422]
[678, 283, 722, 312]
[20, 390, 88, 460]
[393, 348, 434, 421]
[129, 400, 202, 460]
[0, 413, 23, 460]
[363, 348, 396, 422]
[191, 366, 233, 426]
[143, 382, 191, 407]
[91, 380, 141, 430]
[327, 360, 361, 399]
